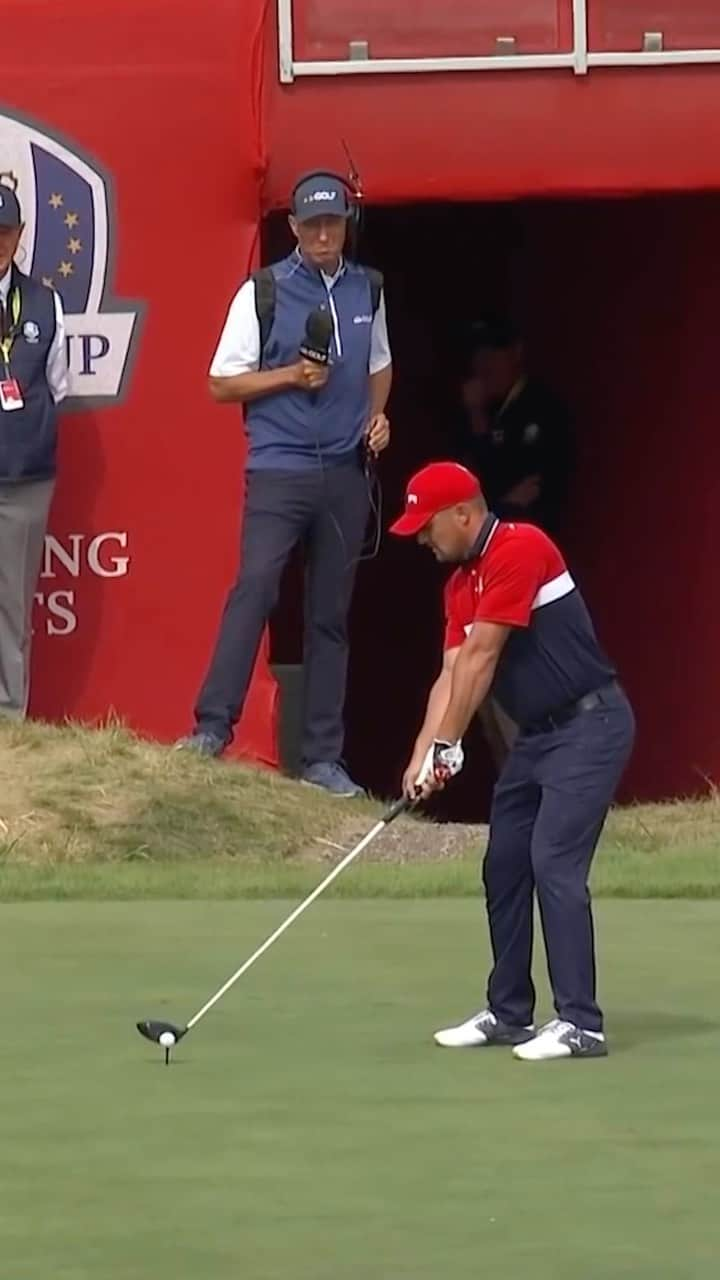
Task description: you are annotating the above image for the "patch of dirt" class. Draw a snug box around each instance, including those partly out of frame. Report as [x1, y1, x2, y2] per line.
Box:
[307, 814, 489, 863]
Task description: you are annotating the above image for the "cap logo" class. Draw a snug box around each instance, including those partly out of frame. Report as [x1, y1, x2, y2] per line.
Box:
[0, 194, 4, 208]
[306, 190, 336, 203]
[407, 493, 418, 505]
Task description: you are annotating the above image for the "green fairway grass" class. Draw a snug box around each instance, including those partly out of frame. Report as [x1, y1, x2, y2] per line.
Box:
[2, 899, 719, 1279]
[2, 839, 720, 900]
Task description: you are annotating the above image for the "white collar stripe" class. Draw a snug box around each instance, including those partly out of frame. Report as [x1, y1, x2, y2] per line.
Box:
[484, 518, 501, 554]
[532, 570, 575, 610]
[474, 516, 500, 561]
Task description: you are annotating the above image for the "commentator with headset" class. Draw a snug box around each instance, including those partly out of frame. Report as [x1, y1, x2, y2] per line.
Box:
[177, 169, 392, 796]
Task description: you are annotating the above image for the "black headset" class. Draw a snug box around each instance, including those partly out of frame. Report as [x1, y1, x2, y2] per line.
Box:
[290, 170, 363, 233]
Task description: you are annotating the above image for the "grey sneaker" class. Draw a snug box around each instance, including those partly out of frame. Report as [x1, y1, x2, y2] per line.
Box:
[434, 1008, 535, 1048]
[174, 730, 227, 758]
[513, 1019, 608, 1061]
[301, 762, 365, 797]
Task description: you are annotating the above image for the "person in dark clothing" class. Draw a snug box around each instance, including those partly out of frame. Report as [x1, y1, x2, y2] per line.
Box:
[456, 317, 572, 537]
[176, 171, 393, 796]
[453, 317, 573, 769]
[0, 179, 68, 718]
[393, 462, 635, 1062]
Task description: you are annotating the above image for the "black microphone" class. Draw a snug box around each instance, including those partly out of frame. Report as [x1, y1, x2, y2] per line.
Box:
[299, 306, 333, 366]
[299, 306, 333, 406]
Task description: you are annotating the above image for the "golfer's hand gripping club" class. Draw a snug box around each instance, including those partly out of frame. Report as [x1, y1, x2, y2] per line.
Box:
[411, 738, 465, 799]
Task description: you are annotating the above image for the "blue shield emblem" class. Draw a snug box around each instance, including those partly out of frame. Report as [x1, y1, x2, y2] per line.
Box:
[1, 106, 142, 404]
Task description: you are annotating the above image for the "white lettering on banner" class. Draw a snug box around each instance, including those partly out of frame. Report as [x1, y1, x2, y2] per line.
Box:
[44, 591, 78, 636]
[34, 532, 130, 636]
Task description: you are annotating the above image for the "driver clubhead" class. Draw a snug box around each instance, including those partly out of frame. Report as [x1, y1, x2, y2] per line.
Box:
[136, 1019, 187, 1046]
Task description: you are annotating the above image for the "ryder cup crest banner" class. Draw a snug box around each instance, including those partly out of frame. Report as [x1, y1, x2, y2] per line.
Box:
[1, 107, 142, 403]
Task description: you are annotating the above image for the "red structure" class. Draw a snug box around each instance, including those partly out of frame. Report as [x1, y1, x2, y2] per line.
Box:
[4, 0, 720, 806]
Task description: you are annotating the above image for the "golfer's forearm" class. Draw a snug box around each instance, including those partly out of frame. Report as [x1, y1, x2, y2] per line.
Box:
[436, 649, 497, 743]
[209, 366, 299, 405]
[369, 364, 392, 416]
[414, 671, 452, 754]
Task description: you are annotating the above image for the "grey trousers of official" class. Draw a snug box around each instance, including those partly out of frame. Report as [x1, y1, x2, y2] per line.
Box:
[0, 478, 55, 718]
[194, 460, 370, 765]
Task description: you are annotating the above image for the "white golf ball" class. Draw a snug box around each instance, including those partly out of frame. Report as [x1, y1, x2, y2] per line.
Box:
[159, 1031, 176, 1048]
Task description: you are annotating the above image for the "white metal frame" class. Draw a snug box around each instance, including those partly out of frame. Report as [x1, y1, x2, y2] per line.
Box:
[573, 0, 588, 74]
[589, 49, 720, 67]
[277, 0, 720, 83]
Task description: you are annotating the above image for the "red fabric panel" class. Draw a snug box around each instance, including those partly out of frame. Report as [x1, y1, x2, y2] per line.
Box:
[294, 0, 571, 59]
[4, 0, 278, 764]
[590, 1, 720, 51]
[264, 33, 720, 204]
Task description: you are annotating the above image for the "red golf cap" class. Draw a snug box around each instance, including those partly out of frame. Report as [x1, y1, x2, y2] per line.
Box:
[390, 462, 483, 536]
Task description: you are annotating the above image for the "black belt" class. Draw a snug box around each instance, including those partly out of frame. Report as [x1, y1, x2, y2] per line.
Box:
[523, 680, 620, 735]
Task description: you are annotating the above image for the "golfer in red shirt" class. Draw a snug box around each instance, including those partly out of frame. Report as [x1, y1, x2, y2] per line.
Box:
[391, 462, 635, 1061]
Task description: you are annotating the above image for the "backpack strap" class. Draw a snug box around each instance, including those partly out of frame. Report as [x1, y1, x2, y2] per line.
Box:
[252, 266, 276, 364]
[253, 263, 382, 363]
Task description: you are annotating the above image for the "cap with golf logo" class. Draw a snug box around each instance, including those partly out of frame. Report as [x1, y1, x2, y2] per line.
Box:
[0, 184, 22, 229]
[390, 462, 483, 537]
[292, 173, 351, 224]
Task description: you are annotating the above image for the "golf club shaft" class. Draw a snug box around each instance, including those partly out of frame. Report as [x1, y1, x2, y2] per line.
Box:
[186, 797, 410, 1031]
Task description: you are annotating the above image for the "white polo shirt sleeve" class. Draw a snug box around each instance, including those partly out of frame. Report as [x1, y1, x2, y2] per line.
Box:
[46, 290, 69, 404]
[209, 279, 261, 377]
[369, 290, 392, 375]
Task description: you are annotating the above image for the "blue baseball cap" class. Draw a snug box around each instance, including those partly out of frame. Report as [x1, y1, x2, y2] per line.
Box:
[0, 184, 22, 229]
[291, 173, 350, 223]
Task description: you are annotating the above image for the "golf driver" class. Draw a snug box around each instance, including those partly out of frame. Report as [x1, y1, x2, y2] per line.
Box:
[137, 795, 412, 1062]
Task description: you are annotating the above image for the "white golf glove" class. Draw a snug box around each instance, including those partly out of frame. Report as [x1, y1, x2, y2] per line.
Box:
[417, 738, 465, 790]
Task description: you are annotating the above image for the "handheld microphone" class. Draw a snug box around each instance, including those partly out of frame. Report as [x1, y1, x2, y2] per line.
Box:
[299, 307, 333, 366]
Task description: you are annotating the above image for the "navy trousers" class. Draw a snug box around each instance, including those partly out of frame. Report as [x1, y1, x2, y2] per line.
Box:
[483, 683, 635, 1032]
[194, 460, 370, 765]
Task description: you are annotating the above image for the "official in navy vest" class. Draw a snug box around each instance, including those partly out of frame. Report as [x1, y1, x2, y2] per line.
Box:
[0, 180, 68, 718]
[392, 462, 635, 1061]
[177, 172, 393, 795]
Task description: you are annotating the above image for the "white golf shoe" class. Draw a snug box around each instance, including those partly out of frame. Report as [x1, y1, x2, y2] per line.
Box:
[513, 1019, 607, 1061]
[433, 1008, 535, 1048]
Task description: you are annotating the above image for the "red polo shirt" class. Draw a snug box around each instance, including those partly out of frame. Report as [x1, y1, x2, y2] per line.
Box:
[444, 521, 615, 727]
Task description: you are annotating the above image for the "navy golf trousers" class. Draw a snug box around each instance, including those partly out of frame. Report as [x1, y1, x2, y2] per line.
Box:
[194, 459, 369, 765]
[483, 682, 635, 1033]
